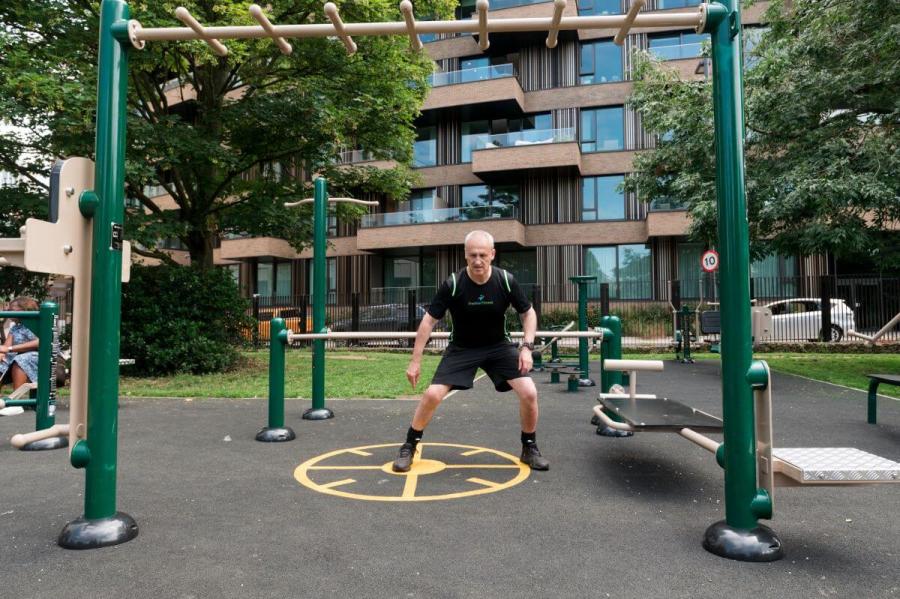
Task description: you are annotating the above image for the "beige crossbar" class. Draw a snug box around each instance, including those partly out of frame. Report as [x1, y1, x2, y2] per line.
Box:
[614, 0, 645, 45]
[174, 7, 229, 56]
[592, 405, 635, 432]
[678, 427, 720, 453]
[11, 424, 69, 449]
[249, 4, 292, 55]
[131, 11, 702, 45]
[603, 358, 664, 399]
[847, 311, 900, 345]
[283, 197, 380, 208]
[399, 1, 423, 52]
[535, 321, 575, 354]
[324, 2, 357, 55]
[545, 0, 566, 48]
[477, 0, 490, 50]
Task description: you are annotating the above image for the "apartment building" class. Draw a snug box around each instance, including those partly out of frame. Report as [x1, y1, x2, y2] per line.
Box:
[193, 0, 819, 303]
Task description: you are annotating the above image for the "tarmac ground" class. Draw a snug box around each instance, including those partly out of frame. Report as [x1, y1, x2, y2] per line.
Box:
[1, 359, 898, 598]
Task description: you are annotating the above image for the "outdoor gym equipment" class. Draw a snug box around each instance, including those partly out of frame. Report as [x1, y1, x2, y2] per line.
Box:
[0, 302, 66, 450]
[19, 0, 767, 557]
[848, 311, 900, 345]
[592, 359, 900, 561]
[261, 327, 611, 442]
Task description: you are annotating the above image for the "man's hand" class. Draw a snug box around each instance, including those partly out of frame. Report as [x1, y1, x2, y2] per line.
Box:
[518, 347, 533, 375]
[406, 359, 421, 390]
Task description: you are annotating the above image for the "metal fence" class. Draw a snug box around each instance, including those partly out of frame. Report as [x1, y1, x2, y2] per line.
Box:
[247, 275, 900, 349]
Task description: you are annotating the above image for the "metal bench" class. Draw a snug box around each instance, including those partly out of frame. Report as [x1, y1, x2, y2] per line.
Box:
[866, 374, 900, 424]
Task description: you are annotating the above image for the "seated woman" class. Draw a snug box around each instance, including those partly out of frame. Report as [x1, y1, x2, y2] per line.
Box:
[0, 296, 41, 394]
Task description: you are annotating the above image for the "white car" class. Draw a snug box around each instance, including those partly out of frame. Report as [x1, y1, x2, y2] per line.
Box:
[764, 298, 856, 342]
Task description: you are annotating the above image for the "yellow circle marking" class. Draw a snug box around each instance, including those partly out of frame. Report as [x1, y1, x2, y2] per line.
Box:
[294, 442, 531, 502]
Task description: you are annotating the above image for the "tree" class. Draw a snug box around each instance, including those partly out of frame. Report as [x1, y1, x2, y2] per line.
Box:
[625, 0, 900, 270]
[0, 0, 454, 270]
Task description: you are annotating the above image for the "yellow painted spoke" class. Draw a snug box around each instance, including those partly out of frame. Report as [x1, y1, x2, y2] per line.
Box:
[308, 465, 384, 470]
[443, 464, 521, 469]
[467, 478, 501, 489]
[402, 474, 419, 498]
[320, 478, 356, 489]
[461, 448, 490, 457]
[347, 449, 373, 457]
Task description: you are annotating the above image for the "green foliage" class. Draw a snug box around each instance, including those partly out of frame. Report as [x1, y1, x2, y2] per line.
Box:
[121, 264, 252, 375]
[625, 0, 900, 269]
[0, 0, 455, 269]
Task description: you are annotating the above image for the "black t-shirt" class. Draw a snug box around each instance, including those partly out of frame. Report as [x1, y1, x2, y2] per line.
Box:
[427, 267, 532, 348]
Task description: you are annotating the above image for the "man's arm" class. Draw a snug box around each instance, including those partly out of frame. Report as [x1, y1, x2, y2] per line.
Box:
[406, 313, 440, 389]
[517, 307, 537, 375]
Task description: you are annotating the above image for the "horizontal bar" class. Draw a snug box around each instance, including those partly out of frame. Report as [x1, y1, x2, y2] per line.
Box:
[284, 197, 379, 208]
[11, 424, 69, 449]
[603, 359, 665, 372]
[678, 427, 720, 454]
[592, 405, 636, 432]
[0, 398, 37, 408]
[134, 12, 702, 42]
[287, 330, 603, 341]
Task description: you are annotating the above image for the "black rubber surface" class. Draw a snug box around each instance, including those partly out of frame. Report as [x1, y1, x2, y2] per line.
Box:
[1, 359, 898, 598]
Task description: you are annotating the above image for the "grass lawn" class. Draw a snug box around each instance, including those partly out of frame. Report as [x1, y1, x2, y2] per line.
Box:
[115, 349, 900, 400]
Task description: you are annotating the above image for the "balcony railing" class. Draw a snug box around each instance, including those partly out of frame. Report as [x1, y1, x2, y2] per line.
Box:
[428, 63, 516, 87]
[470, 127, 576, 151]
[360, 205, 519, 228]
[649, 42, 704, 61]
[337, 149, 376, 164]
[648, 197, 688, 211]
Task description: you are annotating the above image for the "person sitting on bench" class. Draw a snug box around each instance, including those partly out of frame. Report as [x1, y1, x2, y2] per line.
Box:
[0, 296, 41, 395]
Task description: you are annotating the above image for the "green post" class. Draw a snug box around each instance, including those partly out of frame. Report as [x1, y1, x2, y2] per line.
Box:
[598, 316, 622, 391]
[257, 319, 296, 441]
[59, 0, 138, 549]
[569, 275, 596, 384]
[304, 177, 334, 420]
[35, 302, 58, 432]
[701, 1, 782, 561]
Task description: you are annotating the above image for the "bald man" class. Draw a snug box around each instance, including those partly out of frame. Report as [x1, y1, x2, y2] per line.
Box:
[393, 230, 549, 472]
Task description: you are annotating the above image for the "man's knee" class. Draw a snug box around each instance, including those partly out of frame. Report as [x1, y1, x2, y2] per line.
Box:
[422, 385, 448, 408]
[515, 381, 538, 403]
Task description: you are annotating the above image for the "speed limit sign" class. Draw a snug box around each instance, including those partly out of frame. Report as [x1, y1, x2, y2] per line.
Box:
[701, 249, 719, 273]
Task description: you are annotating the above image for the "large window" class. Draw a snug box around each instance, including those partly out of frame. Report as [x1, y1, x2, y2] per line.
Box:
[256, 260, 293, 298]
[582, 175, 625, 221]
[676, 242, 704, 298]
[497, 250, 537, 286]
[656, 0, 700, 8]
[580, 107, 624, 152]
[460, 184, 520, 219]
[414, 126, 437, 167]
[585, 244, 652, 299]
[580, 40, 622, 84]
[462, 114, 552, 160]
[462, 119, 489, 162]
[648, 31, 708, 61]
[577, 0, 620, 15]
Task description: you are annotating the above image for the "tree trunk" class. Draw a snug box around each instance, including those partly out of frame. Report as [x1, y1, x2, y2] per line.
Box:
[186, 228, 215, 270]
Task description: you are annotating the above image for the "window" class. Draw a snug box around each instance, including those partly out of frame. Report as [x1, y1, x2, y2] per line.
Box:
[585, 244, 652, 299]
[580, 107, 624, 152]
[649, 31, 708, 61]
[309, 258, 337, 299]
[656, 0, 700, 8]
[462, 120, 489, 162]
[257, 262, 273, 297]
[460, 56, 490, 83]
[404, 189, 436, 223]
[580, 40, 623, 84]
[462, 114, 552, 159]
[275, 262, 292, 298]
[577, 0, 620, 15]
[676, 242, 704, 298]
[460, 184, 519, 219]
[581, 175, 625, 221]
[743, 27, 767, 70]
[751, 253, 798, 298]
[414, 126, 437, 167]
[497, 250, 537, 286]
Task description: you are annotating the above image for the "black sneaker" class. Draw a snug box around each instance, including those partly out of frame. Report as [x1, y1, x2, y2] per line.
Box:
[520, 443, 549, 471]
[392, 443, 415, 473]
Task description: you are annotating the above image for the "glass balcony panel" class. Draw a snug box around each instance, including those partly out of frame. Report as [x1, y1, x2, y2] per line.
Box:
[428, 63, 516, 87]
[470, 127, 576, 151]
[649, 42, 704, 60]
[648, 197, 688, 211]
[360, 205, 519, 228]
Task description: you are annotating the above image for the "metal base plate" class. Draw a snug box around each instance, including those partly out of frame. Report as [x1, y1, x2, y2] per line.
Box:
[58, 512, 139, 550]
[773, 447, 900, 483]
[703, 520, 784, 562]
[302, 407, 334, 420]
[597, 397, 723, 432]
[255, 427, 296, 443]
[21, 436, 68, 451]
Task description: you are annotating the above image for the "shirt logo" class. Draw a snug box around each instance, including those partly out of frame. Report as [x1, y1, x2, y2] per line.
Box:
[469, 293, 493, 306]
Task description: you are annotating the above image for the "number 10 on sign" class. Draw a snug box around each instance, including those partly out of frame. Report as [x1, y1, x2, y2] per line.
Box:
[701, 249, 719, 273]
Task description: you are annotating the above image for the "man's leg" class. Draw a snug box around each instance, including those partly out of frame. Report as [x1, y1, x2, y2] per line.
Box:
[508, 377, 549, 471]
[393, 383, 452, 473]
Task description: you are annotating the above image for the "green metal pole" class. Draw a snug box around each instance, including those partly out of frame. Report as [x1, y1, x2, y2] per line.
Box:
[256, 318, 295, 442]
[701, 1, 781, 561]
[59, 0, 138, 549]
[569, 275, 595, 383]
[304, 177, 333, 420]
[35, 302, 58, 432]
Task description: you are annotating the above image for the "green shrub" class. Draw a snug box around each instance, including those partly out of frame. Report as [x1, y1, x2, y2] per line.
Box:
[121, 264, 252, 375]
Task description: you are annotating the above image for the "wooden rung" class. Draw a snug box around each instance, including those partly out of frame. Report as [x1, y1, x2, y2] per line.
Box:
[476, 0, 489, 50]
[546, 0, 566, 48]
[399, 1, 423, 51]
[614, 0, 644, 46]
[249, 4, 293, 55]
[324, 2, 357, 55]
[174, 7, 229, 56]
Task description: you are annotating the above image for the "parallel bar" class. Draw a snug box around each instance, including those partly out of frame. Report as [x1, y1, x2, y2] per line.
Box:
[679, 427, 721, 454]
[133, 13, 702, 42]
[545, 0, 566, 48]
[614, 0, 645, 45]
[324, 2, 357, 55]
[174, 7, 228, 56]
[477, 0, 490, 50]
[249, 4, 292, 54]
[288, 330, 603, 341]
[399, 0, 423, 51]
[284, 197, 378, 208]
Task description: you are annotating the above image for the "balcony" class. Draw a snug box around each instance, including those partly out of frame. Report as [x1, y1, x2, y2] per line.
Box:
[357, 206, 525, 249]
[470, 127, 581, 179]
[336, 149, 398, 170]
[423, 64, 525, 112]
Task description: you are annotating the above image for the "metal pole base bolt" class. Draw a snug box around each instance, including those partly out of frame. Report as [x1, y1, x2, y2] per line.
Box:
[255, 426, 296, 442]
[21, 436, 68, 451]
[58, 511, 139, 550]
[302, 407, 334, 420]
[702, 520, 784, 562]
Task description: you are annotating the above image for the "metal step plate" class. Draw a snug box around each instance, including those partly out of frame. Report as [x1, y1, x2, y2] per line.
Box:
[773, 447, 900, 483]
[596, 397, 723, 432]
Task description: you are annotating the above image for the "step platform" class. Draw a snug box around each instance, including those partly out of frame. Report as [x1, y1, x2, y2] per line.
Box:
[772, 447, 900, 485]
[596, 397, 723, 433]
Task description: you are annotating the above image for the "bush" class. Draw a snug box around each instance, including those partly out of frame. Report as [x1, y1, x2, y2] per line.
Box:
[121, 264, 252, 375]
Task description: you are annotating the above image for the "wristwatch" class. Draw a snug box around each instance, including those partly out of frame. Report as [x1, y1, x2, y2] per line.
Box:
[519, 341, 535, 351]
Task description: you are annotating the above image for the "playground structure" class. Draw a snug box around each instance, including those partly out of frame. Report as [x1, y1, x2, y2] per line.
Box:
[0, 302, 67, 450]
[848, 311, 900, 345]
[2, 0, 894, 562]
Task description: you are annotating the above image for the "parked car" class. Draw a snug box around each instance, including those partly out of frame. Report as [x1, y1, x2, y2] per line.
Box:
[329, 304, 441, 334]
[763, 298, 855, 342]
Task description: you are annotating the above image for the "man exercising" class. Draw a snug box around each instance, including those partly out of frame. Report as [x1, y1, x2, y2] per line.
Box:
[393, 230, 549, 472]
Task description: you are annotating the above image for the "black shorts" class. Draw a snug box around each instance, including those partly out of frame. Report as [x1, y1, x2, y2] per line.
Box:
[431, 341, 526, 392]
